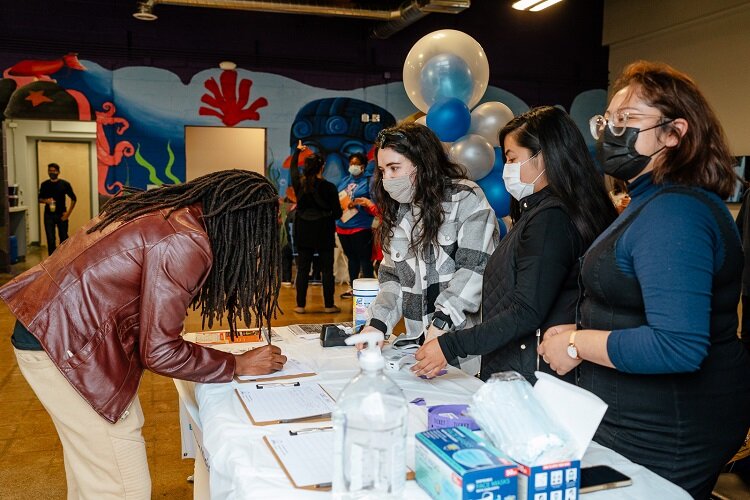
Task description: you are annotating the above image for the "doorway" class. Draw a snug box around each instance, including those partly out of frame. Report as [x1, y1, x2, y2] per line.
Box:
[36, 141, 92, 251]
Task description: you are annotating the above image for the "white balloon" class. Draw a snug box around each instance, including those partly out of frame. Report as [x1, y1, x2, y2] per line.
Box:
[449, 134, 495, 181]
[469, 102, 515, 147]
[403, 29, 490, 113]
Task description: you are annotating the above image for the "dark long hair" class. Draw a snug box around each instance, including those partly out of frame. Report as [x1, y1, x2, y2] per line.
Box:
[89, 170, 281, 338]
[302, 154, 325, 193]
[500, 106, 617, 248]
[372, 122, 467, 254]
[613, 60, 736, 198]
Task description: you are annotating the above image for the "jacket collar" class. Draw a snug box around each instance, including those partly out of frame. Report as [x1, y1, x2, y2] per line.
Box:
[519, 186, 553, 214]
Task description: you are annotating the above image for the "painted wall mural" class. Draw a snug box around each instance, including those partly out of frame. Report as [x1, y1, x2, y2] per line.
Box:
[0, 53, 606, 202]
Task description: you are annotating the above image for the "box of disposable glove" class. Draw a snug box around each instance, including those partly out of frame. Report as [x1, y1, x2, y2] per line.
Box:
[415, 426, 518, 500]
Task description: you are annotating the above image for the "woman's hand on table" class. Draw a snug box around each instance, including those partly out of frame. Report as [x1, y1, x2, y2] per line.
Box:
[234, 345, 287, 375]
[412, 339, 447, 378]
[538, 323, 580, 375]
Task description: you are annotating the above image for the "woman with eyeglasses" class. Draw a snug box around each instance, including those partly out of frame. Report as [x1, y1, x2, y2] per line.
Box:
[538, 61, 750, 498]
[358, 123, 498, 375]
[412, 106, 617, 383]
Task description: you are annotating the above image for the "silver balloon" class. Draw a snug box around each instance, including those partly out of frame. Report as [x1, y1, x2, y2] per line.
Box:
[449, 134, 495, 181]
[468, 101, 515, 147]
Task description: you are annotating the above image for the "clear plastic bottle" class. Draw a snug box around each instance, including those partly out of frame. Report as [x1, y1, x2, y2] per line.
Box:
[333, 331, 408, 499]
[49, 199, 56, 212]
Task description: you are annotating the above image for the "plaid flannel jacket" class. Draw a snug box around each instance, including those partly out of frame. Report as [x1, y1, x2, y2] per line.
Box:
[367, 179, 499, 341]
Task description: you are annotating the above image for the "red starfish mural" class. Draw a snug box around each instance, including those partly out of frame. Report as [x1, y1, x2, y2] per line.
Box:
[199, 69, 268, 127]
[25, 90, 53, 107]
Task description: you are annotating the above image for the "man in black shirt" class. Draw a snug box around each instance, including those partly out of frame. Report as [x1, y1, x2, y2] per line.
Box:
[38, 163, 77, 255]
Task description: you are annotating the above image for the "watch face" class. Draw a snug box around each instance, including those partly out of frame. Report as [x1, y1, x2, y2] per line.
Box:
[567, 344, 579, 360]
[432, 318, 448, 330]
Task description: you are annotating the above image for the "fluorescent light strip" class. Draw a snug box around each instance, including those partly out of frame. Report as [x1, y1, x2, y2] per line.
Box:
[529, 0, 563, 11]
[511, 0, 544, 10]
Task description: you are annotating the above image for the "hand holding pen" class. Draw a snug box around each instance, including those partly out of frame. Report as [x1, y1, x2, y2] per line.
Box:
[234, 345, 287, 376]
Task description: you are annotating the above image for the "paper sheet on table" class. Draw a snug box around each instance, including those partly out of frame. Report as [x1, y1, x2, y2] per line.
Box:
[236, 383, 336, 425]
[533, 371, 607, 459]
[234, 358, 316, 383]
[264, 431, 334, 490]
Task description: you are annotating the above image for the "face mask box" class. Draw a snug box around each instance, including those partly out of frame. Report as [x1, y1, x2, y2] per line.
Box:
[508, 372, 607, 500]
[415, 427, 518, 500]
[516, 459, 580, 500]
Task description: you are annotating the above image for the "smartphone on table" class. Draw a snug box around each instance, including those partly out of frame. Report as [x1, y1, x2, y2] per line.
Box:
[580, 465, 632, 494]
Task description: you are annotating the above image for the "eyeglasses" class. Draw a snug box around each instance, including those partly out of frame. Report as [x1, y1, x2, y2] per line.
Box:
[589, 111, 664, 140]
[375, 129, 407, 148]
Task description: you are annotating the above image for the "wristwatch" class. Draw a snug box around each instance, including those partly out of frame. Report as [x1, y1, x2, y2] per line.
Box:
[431, 315, 452, 331]
[567, 331, 581, 360]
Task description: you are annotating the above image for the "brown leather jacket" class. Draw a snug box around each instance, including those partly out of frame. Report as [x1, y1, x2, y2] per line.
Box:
[0, 204, 235, 423]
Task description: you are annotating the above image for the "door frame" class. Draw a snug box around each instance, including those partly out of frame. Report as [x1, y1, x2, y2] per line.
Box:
[4, 119, 97, 244]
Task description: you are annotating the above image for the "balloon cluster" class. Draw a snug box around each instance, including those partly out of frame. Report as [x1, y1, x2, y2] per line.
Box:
[403, 29, 512, 218]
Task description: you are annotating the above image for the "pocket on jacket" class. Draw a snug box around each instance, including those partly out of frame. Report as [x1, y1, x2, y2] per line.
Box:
[437, 221, 459, 246]
[390, 237, 411, 262]
[65, 321, 112, 369]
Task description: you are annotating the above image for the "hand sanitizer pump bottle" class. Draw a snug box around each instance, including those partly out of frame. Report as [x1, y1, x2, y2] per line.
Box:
[333, 332, 408, 499]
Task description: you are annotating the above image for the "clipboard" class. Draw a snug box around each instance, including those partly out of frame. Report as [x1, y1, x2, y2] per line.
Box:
[235, 382, 336, 426]
[233, 358, 317, 383]
[263, 431, 415, 491]
[263, 431, 335, 490]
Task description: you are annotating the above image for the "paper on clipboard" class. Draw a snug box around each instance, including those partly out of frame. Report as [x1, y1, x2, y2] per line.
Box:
[236, 383, 336, 426]
[234, 358, 316, 383]
[264, 431, 334, 490]
[264, 431, 417, 491]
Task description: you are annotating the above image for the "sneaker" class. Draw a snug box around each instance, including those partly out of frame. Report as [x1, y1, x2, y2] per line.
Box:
[281, 281, 293, 288]
[294, 306, 306, 314]
[340, 290, 353, 298]
[323, 305, 341, 313]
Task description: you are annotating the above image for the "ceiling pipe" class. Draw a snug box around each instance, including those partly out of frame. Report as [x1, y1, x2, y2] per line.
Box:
[136, 0, 470, 38]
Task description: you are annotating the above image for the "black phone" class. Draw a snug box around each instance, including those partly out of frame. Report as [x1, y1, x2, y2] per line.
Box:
[580, 465, 632, 493]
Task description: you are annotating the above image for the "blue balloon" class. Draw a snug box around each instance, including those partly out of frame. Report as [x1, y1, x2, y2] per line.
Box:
[426, 98, 471, 143]
[498, 218, 508, 239]
[477, 162, 511, 218]
[420, 53, 473, 107]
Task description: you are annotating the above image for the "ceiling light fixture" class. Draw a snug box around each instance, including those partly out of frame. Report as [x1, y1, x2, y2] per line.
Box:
[133, 2, 158, 21]
[512, 0, 563, 11]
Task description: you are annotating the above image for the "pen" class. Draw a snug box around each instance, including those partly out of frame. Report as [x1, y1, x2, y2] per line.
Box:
[536, 328, 541, 371]
[256, 381, 300, 389]
[262, 327, 272, 346]
[279, 413, 332, 424]
[288, 426, 333, 435]
[312, 482, 332, 489]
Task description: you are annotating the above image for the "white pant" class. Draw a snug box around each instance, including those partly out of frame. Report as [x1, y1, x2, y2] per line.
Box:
[14, 348, 151, 499]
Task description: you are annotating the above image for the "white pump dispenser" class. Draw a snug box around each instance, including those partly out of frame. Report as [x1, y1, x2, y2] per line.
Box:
[345, 332, 385, 371]
[333, 331, 408, 499]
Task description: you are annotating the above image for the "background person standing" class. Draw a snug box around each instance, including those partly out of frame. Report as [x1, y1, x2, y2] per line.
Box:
[38, 162, 77, 255]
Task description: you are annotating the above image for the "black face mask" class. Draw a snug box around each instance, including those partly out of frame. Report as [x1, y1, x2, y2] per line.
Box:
[596, 122, 670, 181]
[49, 173, 59, 180]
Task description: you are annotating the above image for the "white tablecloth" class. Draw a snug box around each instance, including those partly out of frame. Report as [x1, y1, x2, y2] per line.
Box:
[176, 326, 690, 499]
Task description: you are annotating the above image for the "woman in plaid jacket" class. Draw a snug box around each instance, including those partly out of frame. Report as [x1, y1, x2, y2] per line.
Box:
[360, 123, 499, 374]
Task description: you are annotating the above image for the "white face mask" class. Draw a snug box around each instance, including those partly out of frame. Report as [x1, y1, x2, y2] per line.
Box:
[382, 175, 415, 203]
[348, 164, 364, 176]
[502, 152, 545, 201]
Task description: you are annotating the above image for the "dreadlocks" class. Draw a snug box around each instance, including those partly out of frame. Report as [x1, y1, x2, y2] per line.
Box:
[89, 169, 281, 339]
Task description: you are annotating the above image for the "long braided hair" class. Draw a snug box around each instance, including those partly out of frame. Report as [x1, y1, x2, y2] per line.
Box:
[89, 170, 281, 338]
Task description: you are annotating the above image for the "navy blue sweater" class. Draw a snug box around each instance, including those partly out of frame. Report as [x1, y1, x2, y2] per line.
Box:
[598, 173, 737, 373]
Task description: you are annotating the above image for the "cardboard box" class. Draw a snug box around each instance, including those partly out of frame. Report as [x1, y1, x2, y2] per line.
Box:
[415, 427, 518, 500]
[516, 460, 580, 500]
